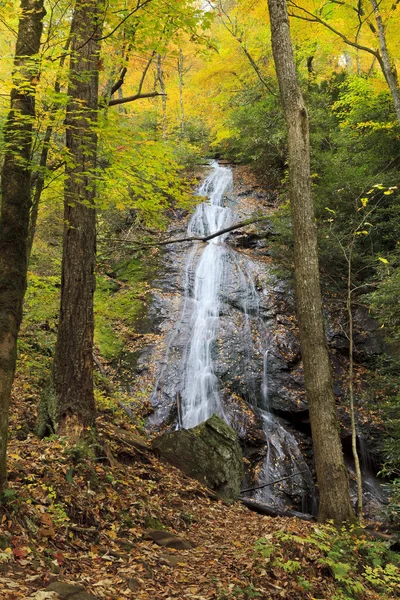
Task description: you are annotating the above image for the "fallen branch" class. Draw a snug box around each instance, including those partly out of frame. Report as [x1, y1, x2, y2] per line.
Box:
[99, 215, 271, 249]
[240, 471, 307, 495]
[240, 497, 315, 521]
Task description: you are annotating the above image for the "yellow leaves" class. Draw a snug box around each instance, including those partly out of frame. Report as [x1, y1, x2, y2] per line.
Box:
[0, 547, 13, 563]
[378, 257, 389, 264]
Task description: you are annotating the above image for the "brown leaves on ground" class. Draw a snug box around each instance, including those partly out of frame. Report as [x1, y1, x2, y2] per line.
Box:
[0, 376, 392, 600]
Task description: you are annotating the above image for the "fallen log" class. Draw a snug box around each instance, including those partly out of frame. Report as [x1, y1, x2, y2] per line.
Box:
[240, 497, 315, 521]
[364, 527, 400, 550]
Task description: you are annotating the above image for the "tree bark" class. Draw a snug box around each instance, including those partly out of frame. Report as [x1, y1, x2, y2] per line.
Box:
[157, 54, 167, 138]
[50, 0, 103, 437]
[178, 49, 185, 137]
[0, 0, 45, 492]
[267, 0, 354, 523]
[347, 252, 363, 518]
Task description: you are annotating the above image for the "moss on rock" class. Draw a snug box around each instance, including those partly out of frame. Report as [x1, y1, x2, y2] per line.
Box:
[151, 415, 244, 501]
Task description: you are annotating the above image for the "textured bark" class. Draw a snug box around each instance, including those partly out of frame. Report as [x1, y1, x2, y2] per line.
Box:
[157, 54, 167, 138]
[347, 250, 363, 518]
[267, 0, 354, 523]
[0, 0, 45, 491]
[51, 0, 103, 434]
[178, 49, 185, 137]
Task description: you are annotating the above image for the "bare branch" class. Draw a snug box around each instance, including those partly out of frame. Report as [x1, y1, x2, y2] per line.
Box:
[108, 91, 164, 106]
[99, 215, 271, 248]
[288, 1, 380, 59]
[137, 51, 156, 96]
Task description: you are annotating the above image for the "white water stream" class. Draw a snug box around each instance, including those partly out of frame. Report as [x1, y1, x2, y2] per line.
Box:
[180, 162, 233, 428]
[165, 161, 314, 508]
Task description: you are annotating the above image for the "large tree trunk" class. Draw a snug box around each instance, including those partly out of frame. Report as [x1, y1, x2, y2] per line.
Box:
[0, 0, 45, 492]
[49, 0, 103, 437]
[267, 0, 354, 524]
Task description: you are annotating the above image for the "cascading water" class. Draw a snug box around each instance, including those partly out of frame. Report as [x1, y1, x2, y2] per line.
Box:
[255, 411, 315, 512]
[261, 350, 269, 409]
[154, 160, 315, 510]
[179, 162, 233, 429]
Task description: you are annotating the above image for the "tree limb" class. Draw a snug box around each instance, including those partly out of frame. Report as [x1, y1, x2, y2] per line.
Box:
[240, 471, 308, 495]
[99, 215, 271, 248]
[109, 91, 165, 106]
[110, 66, 128, 96]
[288, 1, 380, 59]
[137, 51, 156, 96]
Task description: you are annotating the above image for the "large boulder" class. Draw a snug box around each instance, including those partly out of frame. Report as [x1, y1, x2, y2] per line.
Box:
[151, 414, 244, 501]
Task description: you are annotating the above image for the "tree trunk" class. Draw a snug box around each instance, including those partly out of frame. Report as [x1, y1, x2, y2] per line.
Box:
[50, 0, 103, 437]
[178, 49, 185, 137]
[27, 37, 71, 263]
[347, 248, 363, 518]
[267, 0, 354, 524]
[0, 0, 45, 492]
[157, 54, 167, 138]
[370, 0, 400, 126]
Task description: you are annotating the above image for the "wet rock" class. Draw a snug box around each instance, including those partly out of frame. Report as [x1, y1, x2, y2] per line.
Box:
[353, 306, 386, 357]
[151, 415, 244, 501]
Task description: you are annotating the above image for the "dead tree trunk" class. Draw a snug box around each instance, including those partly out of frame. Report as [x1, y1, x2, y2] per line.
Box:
[267, 0, 354, 524]
[0, 0, 45, 492]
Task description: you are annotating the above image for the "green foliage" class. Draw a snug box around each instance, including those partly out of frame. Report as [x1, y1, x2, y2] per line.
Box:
[366, 258, 400, 522]
[94, 256, 153, 360]
[255, 524, 400, 599]
[213, 90, 285, 185]
[309, 75, 400, 280]
[97, 111, 195, 227]
[216, 583, 262, 599]
[369, 255, 400, 345]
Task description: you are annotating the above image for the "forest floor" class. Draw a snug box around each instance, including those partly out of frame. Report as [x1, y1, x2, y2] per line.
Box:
[1, 383, 399, 600]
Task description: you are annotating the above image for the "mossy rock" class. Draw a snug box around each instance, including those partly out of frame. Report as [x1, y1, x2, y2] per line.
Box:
[151, 415, 244, 501]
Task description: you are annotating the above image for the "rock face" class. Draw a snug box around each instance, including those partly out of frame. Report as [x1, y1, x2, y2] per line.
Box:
[129, 163, 386, 517]
[152, 415, 244, 501]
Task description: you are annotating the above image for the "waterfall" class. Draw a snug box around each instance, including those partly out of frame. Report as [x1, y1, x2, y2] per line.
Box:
[255, 411, 315, 512]
[154, 160, 315, 511]
[261, 350, 269, 409]
[180, 161, 233, 429]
